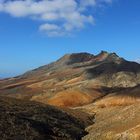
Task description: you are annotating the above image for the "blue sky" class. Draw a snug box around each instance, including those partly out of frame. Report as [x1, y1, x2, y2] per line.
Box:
[0, 0, 140, 78]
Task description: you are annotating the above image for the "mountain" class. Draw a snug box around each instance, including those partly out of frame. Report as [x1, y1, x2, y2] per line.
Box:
[1, 51, 140, 139]
[0, 51, 140, 107]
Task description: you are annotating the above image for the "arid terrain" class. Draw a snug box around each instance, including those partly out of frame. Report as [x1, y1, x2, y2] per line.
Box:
[0, 96, 94, 140]
[0, 51, 140, 139]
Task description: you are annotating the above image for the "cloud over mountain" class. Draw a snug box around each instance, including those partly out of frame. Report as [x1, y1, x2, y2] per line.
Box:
[0, 0, 112, 36]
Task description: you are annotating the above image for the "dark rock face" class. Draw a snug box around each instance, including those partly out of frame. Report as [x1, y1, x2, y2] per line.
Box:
[0, 97, 89, 140]
[85, 60, 140, 78]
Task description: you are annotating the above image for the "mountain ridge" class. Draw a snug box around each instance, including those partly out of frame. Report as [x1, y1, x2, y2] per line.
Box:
[18, 51, 125, 79]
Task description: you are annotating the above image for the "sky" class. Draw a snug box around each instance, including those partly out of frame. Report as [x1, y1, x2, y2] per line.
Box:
[0, 0, 140, 78]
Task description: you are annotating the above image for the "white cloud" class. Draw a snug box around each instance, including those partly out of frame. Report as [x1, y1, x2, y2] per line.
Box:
[39, 24, 61, 31]
[39, 23, 62, 36]
[0, 0, 112, 36]
[79, 0, 96, 11]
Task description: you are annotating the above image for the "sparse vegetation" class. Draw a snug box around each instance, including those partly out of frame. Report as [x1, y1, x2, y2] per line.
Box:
[1, 52, 140, 140]
[0, 96, 91, 140]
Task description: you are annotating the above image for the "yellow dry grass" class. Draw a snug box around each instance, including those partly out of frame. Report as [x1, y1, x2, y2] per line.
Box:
[47, 90, 94, 107]
[30, 90, 91, 107]
[96, 95, 140, 108]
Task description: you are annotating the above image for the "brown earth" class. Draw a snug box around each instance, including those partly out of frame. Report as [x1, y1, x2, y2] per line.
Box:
[81, 102, 140, 140]
[1, 51, 140, 140]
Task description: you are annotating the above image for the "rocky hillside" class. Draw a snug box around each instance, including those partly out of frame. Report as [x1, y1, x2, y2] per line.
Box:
[0, 96, 94, 140]
[0, 51, 140, 107]
[81, 101, 140, 140]
[0, 51, 140, 140]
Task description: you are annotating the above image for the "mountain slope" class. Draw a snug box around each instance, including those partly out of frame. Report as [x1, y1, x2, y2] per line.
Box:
[1, 51, 140, 140]
[0, 96, 93, 140]
[0, 51, 140, 107]
[82, 102, 140, 140]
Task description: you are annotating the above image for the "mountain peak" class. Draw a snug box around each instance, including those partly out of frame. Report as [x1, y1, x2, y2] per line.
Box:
[55, 51, 124, 66]
[97, 51, 120, 58]
[94, 51, 109, 62]
[94, 51, 124, 63]
[100, 50, 109, 55]
[56, 52, 95, 65]
[107, 52, 124, 63]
